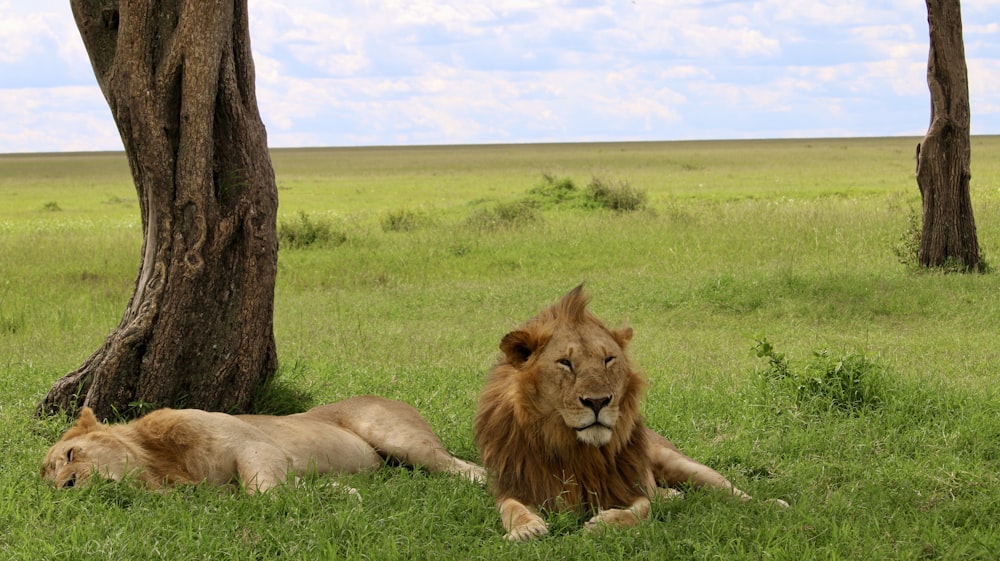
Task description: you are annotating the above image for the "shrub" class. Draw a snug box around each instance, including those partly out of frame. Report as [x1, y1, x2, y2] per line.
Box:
[520, 173, 648, 212]
[585, 176, 648, 212]
[278, 211, 347, 249]
[753, 337, 888, 414]
[465, 201, 538, 230]
[523, 173, 581, 209]
[892, 208, 921, 269]
[381, 208, 432, 232]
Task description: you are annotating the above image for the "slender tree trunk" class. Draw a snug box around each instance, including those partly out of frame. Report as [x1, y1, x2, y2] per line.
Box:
[916, 0, 981, 271]
[37, 0, 279, 419]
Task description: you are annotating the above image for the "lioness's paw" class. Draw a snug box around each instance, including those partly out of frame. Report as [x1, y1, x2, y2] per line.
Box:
[656, 487, 684, 500]
[465, 466, 487, 485]
[506, 520, 548, 542]
[320, 480, 363, 503]
[738, 491, 789, 508]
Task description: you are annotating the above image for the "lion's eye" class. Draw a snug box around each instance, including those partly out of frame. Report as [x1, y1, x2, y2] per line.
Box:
[605, 356, 616, 368]
[557, 358, 573, 371]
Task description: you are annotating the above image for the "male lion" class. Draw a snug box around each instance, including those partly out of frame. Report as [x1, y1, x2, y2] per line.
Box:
[42, 395, 485, 492]
[475, 286, 784, 541]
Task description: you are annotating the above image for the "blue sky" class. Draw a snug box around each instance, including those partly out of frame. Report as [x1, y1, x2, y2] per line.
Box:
[1, 0, 998, 153]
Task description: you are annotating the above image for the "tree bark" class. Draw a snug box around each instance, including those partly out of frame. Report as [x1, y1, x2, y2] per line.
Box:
[37, 0, 279, 419]
[916, 0, 981, 271]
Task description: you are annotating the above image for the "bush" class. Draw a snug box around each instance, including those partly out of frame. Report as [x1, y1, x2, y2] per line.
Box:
[381, 208, 432, 232]
[585, 176, 648, 212]
[521, 173, 648, 212]
[753, 338, 889, 414]
[523, 173, 581, 209]
[278, 212, 347, 249]
[465, 201, 538, 230]
[892, 208, 921, 269]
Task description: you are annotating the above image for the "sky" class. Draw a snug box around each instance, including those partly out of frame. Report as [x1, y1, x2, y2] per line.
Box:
[1, 0, 998, 154]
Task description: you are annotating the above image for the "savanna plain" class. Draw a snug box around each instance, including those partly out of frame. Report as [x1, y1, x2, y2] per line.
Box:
[1, 137, 999, 560]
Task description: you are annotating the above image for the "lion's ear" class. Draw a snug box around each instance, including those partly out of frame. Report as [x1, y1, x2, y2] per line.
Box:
[73, 407, 102, 433]
[59, 407, 102, 441]
[612, 327, 634, 350]
[500, 330, 538, 367]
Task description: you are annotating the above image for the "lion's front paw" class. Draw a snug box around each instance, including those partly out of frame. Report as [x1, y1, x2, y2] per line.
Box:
[766, 497, 790, 508]
[506, 519, 548, 542]
[584, 507, 641, 531]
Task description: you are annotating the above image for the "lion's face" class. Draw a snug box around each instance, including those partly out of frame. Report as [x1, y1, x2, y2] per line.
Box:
[498, 286, 642, 448]
[41, 408, 131, 489]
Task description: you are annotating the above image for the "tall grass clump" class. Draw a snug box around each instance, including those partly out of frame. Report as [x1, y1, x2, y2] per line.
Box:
[381, 208, 434, 232]
[522, 173, 647, 212]
[892, 208, 922, 270]
[465, 201, 538, 230]
[752, 338, 889, 414]
[0, 292, 24, 334]
[278, 211, 347, 249]
[585, 176, 648, 212]
[524, 172, 582, 209]
[466, 172, 646, 227]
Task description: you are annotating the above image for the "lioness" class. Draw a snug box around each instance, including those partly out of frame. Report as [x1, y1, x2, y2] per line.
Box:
[475, 286, 785, 541]
[42, 395, 485, 492]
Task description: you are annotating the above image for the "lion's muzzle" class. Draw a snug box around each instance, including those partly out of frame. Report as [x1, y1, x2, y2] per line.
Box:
[579, 395, 612, 415]
[568, 394, 618, 446]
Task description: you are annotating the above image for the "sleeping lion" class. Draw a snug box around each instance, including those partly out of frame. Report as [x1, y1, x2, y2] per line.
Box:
[42, 395, 485, 492]
[475, 285, 786, 541]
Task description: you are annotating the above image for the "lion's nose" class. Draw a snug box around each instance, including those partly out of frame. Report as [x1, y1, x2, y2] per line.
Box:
[580, 395, 612, 414]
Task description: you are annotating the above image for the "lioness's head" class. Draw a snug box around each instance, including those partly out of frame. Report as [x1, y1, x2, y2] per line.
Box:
[495, 285, 646, 448]
[41, 408, 133, 489]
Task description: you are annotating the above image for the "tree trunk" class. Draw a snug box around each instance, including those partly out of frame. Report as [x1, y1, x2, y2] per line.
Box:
[916, 0, 981, 272]
[37, 0, 279, 419]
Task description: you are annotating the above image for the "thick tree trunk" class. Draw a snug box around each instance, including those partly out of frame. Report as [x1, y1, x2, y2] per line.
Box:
[916, 0, 981, 271]
[37, 0, 279, 419]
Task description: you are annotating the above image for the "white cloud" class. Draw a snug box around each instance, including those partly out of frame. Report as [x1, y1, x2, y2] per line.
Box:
[660, 66, 715, 81]
[250, 2, 371, 77]
[761, 0, 907, 26]
[0, 2, 87, 68]
[965, 0, 1000, 11]
[790, 59, 926, 96]
[966, 22, 999, 35]
[969, 58, 1000, 117]
[384, 1, 497, 28]
[0, 86, 120, 153]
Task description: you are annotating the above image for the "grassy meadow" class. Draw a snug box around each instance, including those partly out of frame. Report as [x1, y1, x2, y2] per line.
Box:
[2, 137, 999, 559]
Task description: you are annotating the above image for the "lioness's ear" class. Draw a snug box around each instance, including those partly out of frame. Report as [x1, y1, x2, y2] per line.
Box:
[500, 330, 537, 367]
[612, 327, 634, 350]
[74, 407, 101, 432]
[59, 407, 102, 441]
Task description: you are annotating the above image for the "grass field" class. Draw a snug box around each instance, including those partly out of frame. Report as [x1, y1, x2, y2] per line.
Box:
[2, 137, 999, 559]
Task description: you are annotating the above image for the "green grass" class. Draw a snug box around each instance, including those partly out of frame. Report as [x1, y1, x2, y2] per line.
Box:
[2, 137, 1000, 559]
